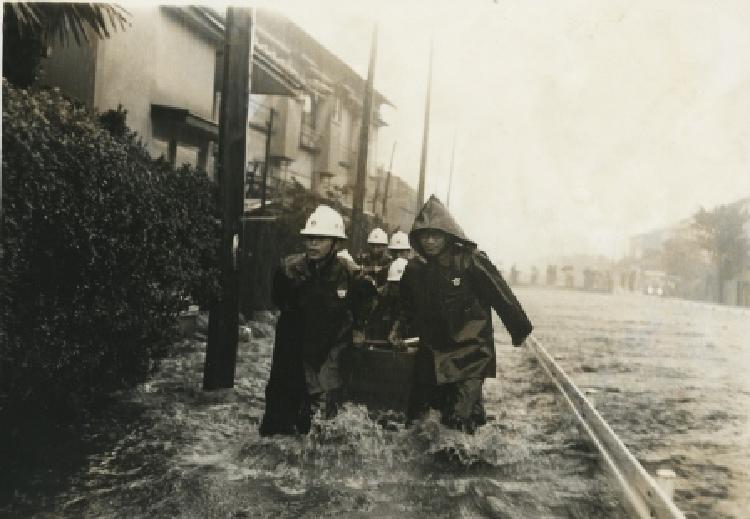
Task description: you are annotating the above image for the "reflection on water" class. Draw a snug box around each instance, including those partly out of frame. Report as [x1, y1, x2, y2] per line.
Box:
[17, 287, 748, 517]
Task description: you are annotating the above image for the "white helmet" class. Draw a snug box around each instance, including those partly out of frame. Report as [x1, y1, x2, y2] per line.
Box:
[388, 230, 410, 250]
[367, 227, 388, 245]
[387, 257, 409, 281]
[300, 205, 346, 239]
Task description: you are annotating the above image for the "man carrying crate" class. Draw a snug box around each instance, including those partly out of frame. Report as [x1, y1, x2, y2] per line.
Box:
[390, 196, 533, 433]
[260, 205, 373, 436]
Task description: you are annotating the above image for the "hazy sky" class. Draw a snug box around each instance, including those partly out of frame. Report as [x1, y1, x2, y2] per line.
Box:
[269, 0, 750, 266]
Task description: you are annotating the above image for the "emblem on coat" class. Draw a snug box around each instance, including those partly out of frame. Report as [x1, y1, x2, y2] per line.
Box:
[337, 289, 347, 298]
[452, 277, 461, 286]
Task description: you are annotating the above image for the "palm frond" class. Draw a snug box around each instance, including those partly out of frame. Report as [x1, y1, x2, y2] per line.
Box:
[4, 3, 42, 36]
[5, 3, 130, 46]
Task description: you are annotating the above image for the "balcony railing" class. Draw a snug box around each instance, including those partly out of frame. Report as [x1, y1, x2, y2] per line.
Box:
[299, 124, 319, 152]
[338, 145, 356, 169]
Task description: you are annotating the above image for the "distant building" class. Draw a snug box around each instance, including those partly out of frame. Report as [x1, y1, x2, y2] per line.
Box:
[627, 197, 750, 305]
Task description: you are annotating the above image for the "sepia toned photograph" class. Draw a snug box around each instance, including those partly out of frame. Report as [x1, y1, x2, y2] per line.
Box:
[2, 1, 749, 517]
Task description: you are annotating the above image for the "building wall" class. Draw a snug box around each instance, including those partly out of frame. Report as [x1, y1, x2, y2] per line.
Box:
[92, 7, 159, 146]
[153, 9, 217, 121]
[92, 6, 217, 161]
[382, 175, 417, 231]
[253, 11, 387, 205]
[43, 5, 219, 171]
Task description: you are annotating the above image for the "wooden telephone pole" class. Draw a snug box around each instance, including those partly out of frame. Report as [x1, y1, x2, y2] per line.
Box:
[446, 132, 456, 209]
[351, 24, 378, 255]
[381, 141, 396, 218]
[261, 108, 274, 211]
[204, 7, 252, 390]
[416, 38, 433, 209]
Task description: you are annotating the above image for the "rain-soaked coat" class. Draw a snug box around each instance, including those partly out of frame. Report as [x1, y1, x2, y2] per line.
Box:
[260, 252, 373, 436]
[356, 250, 393, 288]
[399, 196, 533, 386]
[365, 280, 402, 341]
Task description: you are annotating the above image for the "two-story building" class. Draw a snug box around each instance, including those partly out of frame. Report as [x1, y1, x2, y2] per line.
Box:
[41, 6, 303, 178]
[243, 9, 391, 213]
[41, 6, 399, 216]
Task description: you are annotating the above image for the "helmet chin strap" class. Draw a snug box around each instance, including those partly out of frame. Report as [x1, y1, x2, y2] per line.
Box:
[324, 240, 339, 262]
[307, 239, 338, 269]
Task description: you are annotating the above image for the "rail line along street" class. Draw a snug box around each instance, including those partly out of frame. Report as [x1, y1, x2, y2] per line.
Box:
[528, 334, 685, 518]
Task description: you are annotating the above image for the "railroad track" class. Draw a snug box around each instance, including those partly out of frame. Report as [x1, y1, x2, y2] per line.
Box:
[526, 334, 685, 519]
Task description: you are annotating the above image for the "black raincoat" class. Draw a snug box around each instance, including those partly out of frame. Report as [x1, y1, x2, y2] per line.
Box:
[364, 280, 402, 341]
[260, 252, 373, 436]
[399, 195, 533, 385]
[356, 250, 393, 288]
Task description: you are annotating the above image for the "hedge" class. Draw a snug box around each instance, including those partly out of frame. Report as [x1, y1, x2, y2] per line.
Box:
[0, 81, 220, 412]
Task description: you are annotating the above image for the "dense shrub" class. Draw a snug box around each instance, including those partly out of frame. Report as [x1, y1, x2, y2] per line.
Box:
[0, 81, 220, 412]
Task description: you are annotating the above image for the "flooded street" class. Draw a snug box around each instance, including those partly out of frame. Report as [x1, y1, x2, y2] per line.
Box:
[520, 287, 750, 519]
[4, 288, 748, 518]
[4, 309, 621, 518]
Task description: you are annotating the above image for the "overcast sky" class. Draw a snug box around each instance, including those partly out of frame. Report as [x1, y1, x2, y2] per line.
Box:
[268, 0, 750, 267]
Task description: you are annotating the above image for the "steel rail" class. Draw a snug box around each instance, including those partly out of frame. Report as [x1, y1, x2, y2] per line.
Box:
[526, 335, 685, 519]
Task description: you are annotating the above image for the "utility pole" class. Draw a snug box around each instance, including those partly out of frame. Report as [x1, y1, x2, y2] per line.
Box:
[204, 7, 252, 391]
[416, 38, 433, 209]
[261, 107, 274, 212]
[446, 132, 456, 209]
[351, 24, 378, 255]
[381, 141, 396, 218]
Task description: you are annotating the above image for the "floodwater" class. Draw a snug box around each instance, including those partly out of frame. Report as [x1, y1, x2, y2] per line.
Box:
[3, 289, 747, 518]
[520, 287, 750, 519]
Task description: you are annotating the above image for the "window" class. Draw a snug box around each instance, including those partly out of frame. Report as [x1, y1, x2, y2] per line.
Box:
[333, 97, 342, 124]
[300, 94, 319, 151]
[301, 94, 316, 129]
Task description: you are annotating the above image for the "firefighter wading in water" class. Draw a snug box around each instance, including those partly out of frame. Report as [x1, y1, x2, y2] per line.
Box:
[260, 205, 373, 436]
[357, 228, 392, 288]
[391, 195, 533, 433]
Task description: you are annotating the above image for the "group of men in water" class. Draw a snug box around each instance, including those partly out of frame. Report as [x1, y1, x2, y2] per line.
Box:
[260, 195, 533, 436]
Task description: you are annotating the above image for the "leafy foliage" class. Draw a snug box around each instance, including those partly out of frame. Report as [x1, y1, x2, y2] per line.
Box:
[3, 2, 129, 87]
[0, 81, 219, 412]
[4, 2, 129, 46]
[692, 204, 750, 300]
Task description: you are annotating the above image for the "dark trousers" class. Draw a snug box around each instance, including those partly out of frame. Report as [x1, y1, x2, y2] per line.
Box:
[260, 388, 343, 436]
[299, 388, 343, 433]
[408, 377, 487, 434]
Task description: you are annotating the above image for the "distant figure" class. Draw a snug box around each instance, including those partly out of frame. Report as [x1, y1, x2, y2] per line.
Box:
[546, 264, 557, 286]
[510, 264, 519, 285]
[357, 228, 392, 288]
[391, 196, 533, 433]
[260, 205, 373, 436]
[388, 230, 412, 260]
